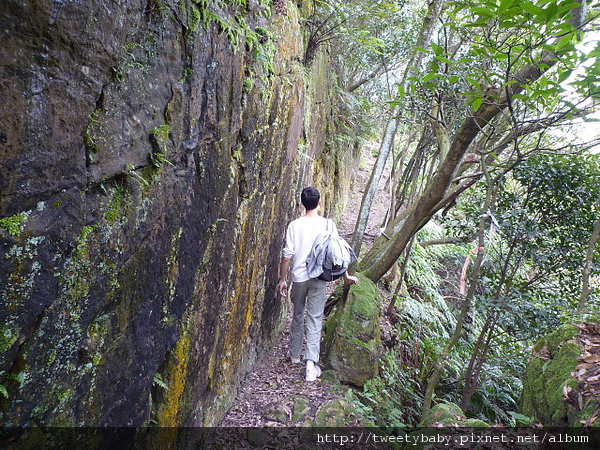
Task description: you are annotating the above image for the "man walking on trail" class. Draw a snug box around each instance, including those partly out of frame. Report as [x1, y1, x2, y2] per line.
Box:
[278, 187, 359, 382]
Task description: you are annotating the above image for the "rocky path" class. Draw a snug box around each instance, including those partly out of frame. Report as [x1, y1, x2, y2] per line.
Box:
[219, 143, 391, 427]
[218, 311, 344, 426]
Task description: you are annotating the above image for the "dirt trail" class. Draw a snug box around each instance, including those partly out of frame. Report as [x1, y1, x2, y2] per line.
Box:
[218, 315, 343, 426]
[219, 145, 391, 426]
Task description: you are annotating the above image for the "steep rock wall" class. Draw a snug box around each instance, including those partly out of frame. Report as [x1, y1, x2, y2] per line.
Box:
[0, 0, 357, 426]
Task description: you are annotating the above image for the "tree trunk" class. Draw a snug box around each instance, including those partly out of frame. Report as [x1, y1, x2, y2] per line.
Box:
[384, 127, 417, 228]
[393, 128, 433, 217]
[460, 313, 497, 412]
[387, 235, 416, 315]
[351, 113, 398, 257]
[419, 237, 468, 247]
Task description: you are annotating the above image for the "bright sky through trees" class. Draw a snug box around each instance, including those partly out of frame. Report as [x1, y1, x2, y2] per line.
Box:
[569, 30, 600, 149]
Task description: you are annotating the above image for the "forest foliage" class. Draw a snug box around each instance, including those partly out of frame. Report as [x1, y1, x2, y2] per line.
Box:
[311, 0, 600, 425]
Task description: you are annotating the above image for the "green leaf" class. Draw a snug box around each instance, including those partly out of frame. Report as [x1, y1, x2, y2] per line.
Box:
[498, 0, 517, 14]
[457, 57, 475, 65]
[397, 84, 406, 101]
[431, 42, 444, 56]
[465, 77, 482, 90]
[556, 2, 581, 15]
[0, 385, 7, 399]
[422, 73, 440, 83]
[435, 55, 454, 65]
[544, 2, 558, 21]
[538, 76, 548, 89]
[554, 33, 574, 52]
[470, 95, 483, 110]
[153, 373, 168, 390]
[520, 2, 545, 18]
[471, 6, 495, 18]
[556, 68, 573, 83]
[451, 2, 471, 15]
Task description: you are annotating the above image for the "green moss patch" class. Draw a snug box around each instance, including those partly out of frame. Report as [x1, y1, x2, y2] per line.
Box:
[0, 212, 28, 237]
[520, 324, 594, 426]
[322, 274, 381, 386]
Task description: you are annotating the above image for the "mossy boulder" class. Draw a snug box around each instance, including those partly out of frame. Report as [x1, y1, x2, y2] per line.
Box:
[419, 402, 474, 427]
[320, 369, 341, 386]
[520, 324, 596, 426]
[313, 399, 352, 427]
[312, 398, 375, 427]
[291, 395, 313, 423]
[407, 403, 489, 450]
[321, 274, 381, 386]
[263, 394, 313, 425]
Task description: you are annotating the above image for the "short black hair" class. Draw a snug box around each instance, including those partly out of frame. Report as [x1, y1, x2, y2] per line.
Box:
[301, 187, 320, 211]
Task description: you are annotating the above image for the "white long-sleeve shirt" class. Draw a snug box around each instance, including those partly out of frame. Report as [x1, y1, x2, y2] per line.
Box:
[282, 215, 338, 282]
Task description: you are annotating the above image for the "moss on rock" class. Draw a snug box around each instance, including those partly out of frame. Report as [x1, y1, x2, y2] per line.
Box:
[313, 399, 361, 427]
[0, 212, 28, 237]
[262, 394, 312, 425]
[520, 324, 592, 426]
[154, 318, 191, 427]
[322, 274, 381, 386]
[419, 402, 464, 427]
[462, 418, 490, 427]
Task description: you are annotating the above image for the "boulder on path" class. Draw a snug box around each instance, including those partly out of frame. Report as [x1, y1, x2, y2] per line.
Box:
[321, 274, 381, 386]
[263, 394, 313, 425]
[313, 398, 367, 427]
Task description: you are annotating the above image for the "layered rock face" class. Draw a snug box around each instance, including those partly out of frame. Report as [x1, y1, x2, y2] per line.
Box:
[0, 0, 357, 426]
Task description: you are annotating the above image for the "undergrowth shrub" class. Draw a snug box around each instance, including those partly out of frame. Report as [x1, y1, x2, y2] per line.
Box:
[353, 349, 423, 426]
[466, 362, 523, 425]
[352, 223, 473, 426]
[351, 222, 538, 426]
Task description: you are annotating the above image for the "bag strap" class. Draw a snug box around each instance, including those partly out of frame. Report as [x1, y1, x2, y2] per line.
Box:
[323, 218, 335, 236]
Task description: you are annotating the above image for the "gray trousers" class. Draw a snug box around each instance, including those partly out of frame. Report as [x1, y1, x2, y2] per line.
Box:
[289, 278, 328, 363]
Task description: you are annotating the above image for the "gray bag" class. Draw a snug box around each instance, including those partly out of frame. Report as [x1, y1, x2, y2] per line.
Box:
[306, 220, 357, 281]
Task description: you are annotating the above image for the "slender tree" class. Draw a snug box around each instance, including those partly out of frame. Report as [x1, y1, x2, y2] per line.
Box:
[421, 154, 497, 414]
[351, 0, 446, 256]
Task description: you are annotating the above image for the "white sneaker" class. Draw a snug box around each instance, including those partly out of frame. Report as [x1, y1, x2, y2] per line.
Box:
[306, 361, 322, 382]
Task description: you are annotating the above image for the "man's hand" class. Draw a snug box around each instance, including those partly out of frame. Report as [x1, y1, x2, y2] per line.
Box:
[279, 280, 288, 297]
[343, 273, 359, 284]
[279, 257, 291, 297]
